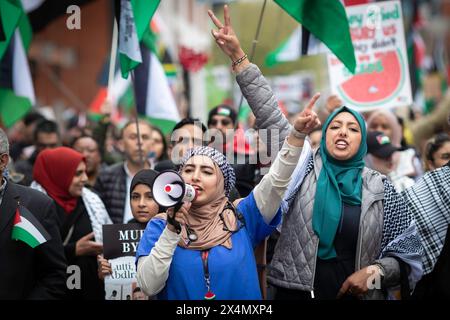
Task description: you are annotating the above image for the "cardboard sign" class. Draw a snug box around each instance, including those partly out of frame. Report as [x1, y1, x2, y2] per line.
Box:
[327, 0, 412, 112]
[102, 223, 148, 300]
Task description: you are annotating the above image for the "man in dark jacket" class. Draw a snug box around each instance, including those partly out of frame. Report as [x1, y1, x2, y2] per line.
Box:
[95, 120, 153, 224]
[0, 128, 67, 299]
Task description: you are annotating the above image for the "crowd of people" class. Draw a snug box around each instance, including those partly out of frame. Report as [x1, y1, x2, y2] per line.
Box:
[1, 5, 449, 300]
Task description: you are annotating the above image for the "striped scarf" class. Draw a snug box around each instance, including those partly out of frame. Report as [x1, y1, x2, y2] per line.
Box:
[402, 165, 450, 274]
[30, 182, 112, 242]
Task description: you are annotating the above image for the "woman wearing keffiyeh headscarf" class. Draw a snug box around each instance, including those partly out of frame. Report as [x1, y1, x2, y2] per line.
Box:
[136, 94, 321, 300]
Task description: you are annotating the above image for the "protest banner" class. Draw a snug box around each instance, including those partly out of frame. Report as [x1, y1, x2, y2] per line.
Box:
[328, 0, 412, 112]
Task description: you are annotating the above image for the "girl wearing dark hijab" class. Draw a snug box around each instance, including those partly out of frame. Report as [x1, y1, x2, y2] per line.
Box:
[98, 169, 160, 281]
[127, 169, 160, 225]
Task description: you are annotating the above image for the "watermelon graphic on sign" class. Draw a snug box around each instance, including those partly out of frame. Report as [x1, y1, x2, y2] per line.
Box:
[338, 49, 405, 107]
[327, 1, 412, 112]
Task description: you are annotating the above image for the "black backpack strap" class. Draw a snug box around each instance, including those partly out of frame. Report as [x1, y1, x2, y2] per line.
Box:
[223, 200, 246, 228]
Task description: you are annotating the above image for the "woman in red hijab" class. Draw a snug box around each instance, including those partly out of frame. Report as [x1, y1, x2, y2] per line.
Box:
[32, 146, 112, 300]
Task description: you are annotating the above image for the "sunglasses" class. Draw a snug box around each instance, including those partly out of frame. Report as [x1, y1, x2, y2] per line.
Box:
[210, 118, 232, 126]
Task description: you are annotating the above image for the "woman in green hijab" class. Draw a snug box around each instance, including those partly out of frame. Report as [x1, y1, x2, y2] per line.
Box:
[313, 107, 367, 261]
[268, 106, 423, 300]
[210, 5, 423, 300]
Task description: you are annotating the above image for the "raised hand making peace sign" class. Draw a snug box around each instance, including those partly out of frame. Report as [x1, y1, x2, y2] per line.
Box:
[208, 5, 249, 72]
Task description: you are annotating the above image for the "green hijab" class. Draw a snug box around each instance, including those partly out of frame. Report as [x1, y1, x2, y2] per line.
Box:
[312, 106, 367, 260]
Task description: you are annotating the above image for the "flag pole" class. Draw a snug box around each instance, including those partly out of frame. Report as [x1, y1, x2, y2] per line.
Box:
[109, 13, 145, 169]
[131, 41, 153, 171]
[130, 70, 146, 170]
[235, 0, 267, 129]
[301, 25, 310, 55]
[107, 18, 118, 98]
[106, 17, 118, 115]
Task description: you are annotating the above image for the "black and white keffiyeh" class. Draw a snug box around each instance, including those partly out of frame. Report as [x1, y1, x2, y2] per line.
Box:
[379, 179, 424, 288]
[280, 141, 313, 216]
[380, 220, 424, 291]
[179, 146, 236, 197]
[30, 182, 112, 242]
[402, 165, 450, 275]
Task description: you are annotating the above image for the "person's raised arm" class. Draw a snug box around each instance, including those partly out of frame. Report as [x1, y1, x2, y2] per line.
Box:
[253, 94, 321, 224]
[208, 5, 249, 73]
[208, 5, 291, 152]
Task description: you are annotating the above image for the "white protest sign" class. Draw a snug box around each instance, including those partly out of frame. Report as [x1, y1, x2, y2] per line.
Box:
[328, 0, 412, 112]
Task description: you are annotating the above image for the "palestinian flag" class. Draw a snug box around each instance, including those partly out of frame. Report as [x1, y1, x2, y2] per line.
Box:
[0, 0, 35, 128]
[88, 64, 132, 122]
[0, 12, 6, 41]
[265, 26, 329, 67]
[11, 206, 50, 248]
[274, 0, 356, 73]
[118, 0, 161, 79]
[133, 43, 180, 135]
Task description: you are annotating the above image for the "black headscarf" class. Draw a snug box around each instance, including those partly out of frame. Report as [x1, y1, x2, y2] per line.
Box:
[129, 169, 163, 223]
[130, 169, 158, 197]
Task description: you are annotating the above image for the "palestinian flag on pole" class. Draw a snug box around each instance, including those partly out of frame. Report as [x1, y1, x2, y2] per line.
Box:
[274, 0, 356, 73]
[133, 39, 180, 135]
[88, 64, 132, 122]
[118, 0, 160, 79]
[0, 0, 34, 128]
[12, 206, 50, 248]
[131, 20, 179, 135]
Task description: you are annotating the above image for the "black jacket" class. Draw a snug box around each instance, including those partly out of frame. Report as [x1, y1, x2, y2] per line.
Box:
[94, 163, 127, 224]
[0, 182, 67, 299]
[57, 200, 104, 300]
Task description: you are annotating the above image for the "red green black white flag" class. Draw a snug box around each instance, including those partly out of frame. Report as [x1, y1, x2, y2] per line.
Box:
[11, 205, 50, 248]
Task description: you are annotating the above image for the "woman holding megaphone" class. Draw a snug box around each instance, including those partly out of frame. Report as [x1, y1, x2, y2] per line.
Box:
[135, 93, 321, 299]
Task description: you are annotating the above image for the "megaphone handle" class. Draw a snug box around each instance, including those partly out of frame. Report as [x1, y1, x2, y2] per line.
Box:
[174, 202, 183, 213]
[166, 205, 182, 234]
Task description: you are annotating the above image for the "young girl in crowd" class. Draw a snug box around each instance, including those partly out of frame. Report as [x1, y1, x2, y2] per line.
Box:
[97, 169, 160, 281]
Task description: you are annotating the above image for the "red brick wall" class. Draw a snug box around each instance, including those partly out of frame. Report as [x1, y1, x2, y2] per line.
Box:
[30, 0, 111, 112]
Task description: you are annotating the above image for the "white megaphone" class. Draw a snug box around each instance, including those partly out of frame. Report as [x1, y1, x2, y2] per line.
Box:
[152, 170, 197, 208]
